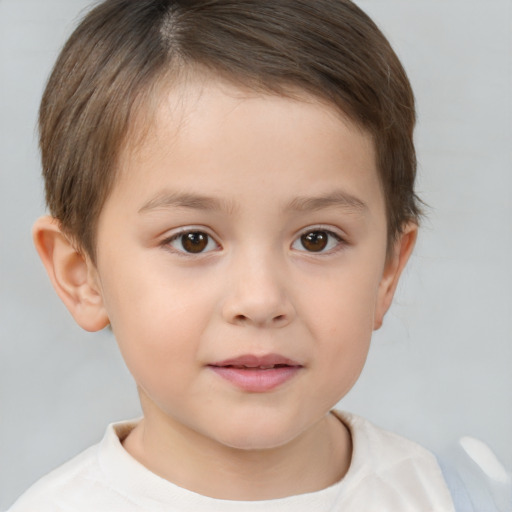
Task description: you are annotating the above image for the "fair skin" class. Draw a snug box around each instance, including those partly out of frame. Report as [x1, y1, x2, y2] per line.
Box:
[34, 78, 416, 500]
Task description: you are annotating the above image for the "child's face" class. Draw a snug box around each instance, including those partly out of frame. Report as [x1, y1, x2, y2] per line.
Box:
[91, 78, 410, 450]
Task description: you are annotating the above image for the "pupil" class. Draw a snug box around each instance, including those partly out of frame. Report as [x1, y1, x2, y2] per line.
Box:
[182, 232, 208, 253]
[301, 231, 328, 252]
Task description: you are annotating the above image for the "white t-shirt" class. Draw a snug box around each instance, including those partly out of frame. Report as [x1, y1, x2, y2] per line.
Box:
[8, 411, 455, 511]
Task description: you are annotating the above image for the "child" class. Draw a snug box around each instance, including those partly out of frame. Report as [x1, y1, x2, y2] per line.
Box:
[8, 0, 456, 510]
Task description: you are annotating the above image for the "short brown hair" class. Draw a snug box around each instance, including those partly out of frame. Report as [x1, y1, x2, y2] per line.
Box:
[40, 0, 420, 260]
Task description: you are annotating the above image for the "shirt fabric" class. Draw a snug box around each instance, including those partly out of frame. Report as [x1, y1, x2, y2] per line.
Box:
[8, 411, 455, 512]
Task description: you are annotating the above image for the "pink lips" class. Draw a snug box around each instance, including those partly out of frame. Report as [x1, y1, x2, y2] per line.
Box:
[208, 354, 302, 392]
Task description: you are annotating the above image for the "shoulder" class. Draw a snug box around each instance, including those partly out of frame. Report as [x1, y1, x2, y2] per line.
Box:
[6, 419, 140, 512]
[333, 411, 456, 511]
[335, 410, 441, 469]
[7, 444, 101, 512]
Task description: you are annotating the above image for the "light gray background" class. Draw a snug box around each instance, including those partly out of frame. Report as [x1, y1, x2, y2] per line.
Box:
[1, 0, 511, 508]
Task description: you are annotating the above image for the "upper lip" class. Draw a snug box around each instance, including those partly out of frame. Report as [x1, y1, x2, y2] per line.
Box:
[209, 354, 303, 369]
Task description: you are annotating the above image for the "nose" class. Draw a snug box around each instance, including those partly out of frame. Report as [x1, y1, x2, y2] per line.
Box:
[221, 252, 296, 328]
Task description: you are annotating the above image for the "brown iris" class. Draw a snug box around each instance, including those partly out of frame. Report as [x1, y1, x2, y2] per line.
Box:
[181, 232, 209, 253]
[300, 231, 328, 252]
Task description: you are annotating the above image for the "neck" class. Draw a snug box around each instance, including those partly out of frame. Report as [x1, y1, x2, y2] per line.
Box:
[122, 400, 351, 500]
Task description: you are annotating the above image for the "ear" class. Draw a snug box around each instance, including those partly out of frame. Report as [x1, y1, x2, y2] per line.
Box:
[373, 222, 418, 330]
[32, 216, 109, 332]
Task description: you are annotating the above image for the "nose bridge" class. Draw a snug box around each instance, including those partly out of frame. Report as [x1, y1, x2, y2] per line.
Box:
[222, 244, 295, 328]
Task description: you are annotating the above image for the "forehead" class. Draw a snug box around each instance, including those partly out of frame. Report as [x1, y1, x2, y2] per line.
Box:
[111, 77, 384, 219]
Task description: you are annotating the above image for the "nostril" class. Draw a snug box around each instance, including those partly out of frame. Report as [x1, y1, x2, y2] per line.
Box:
[232, 313, 286, 325]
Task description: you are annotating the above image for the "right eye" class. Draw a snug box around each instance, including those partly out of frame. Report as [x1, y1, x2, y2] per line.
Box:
[166, 231, 219, 254]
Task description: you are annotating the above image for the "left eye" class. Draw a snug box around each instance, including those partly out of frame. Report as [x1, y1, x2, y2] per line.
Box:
[291, 229, 342, 253]
[167, 231, 219, 254]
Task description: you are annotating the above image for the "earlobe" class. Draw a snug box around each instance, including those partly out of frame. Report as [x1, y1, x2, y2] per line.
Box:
[32, 216, 109, 332]
[373, 223, 418, 330]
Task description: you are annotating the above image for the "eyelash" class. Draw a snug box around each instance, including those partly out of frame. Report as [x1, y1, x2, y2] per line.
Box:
[161, 226, 347, 256]
[162, 228, 220, 257]
[292, 227, 346, 255]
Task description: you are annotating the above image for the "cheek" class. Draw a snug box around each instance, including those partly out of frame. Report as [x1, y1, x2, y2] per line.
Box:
[298, 263, 381, 394]
[98, 259, 217, 382]
[313, 300, 373, 387]
[300, 261, 382, 337]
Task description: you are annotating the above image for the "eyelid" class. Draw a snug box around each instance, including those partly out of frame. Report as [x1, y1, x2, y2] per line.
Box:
[161, 226, 221, 255]
[291, 225, 347, 254]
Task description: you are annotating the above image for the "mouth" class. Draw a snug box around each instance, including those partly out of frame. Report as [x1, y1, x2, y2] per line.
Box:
[208, 354, 303, 392]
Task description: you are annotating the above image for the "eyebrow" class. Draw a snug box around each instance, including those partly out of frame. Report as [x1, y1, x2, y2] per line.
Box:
[138, 189, 367, 216]
[138, 191, 238, 215]
[285, 190, 367, 214]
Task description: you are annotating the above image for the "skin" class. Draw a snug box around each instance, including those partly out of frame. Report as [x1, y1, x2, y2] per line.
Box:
[34, 78, 417, 500]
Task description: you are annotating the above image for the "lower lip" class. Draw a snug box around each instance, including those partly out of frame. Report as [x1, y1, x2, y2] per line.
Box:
[209, 366, 301, 392]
